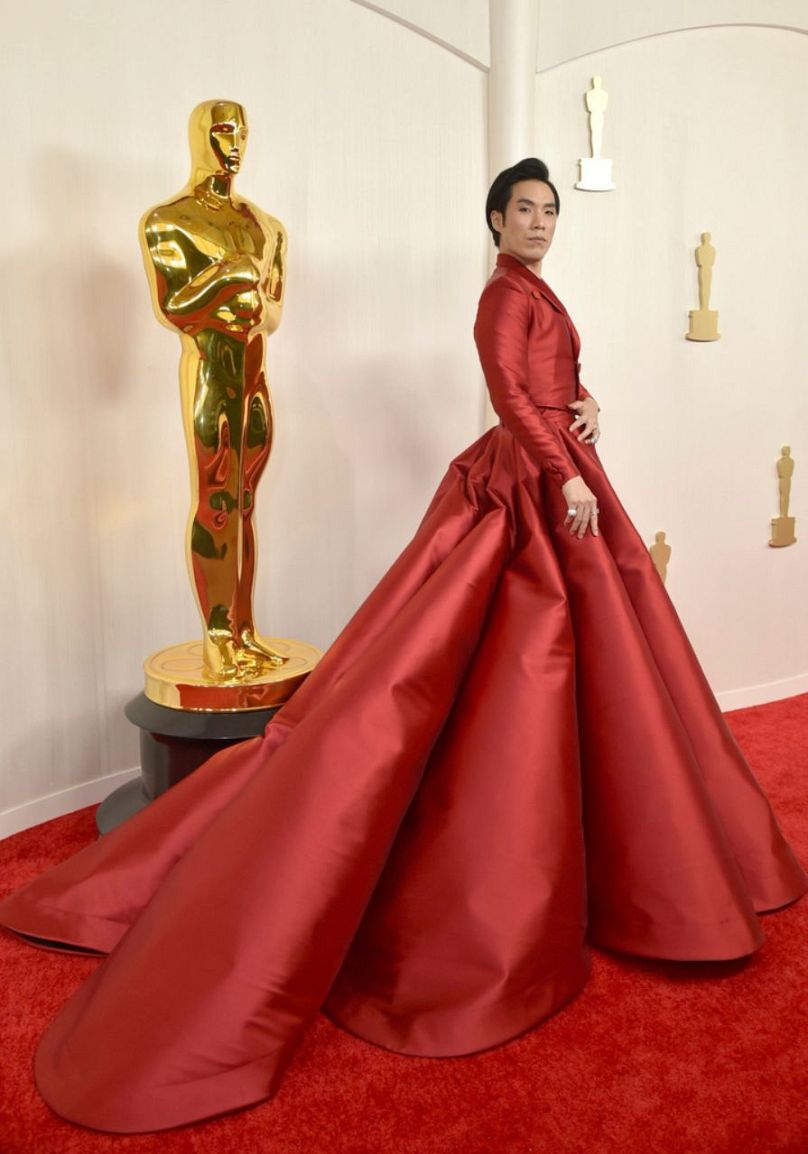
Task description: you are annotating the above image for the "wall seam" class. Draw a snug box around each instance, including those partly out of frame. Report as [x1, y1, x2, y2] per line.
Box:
[349, 0, 489, 71]
[537, 22, 807, 74]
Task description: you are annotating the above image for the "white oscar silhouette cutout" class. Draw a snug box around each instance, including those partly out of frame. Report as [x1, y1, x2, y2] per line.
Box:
[576, 77, 616, 192]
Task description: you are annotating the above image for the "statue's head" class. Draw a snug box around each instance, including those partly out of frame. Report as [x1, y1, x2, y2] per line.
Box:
[188, 100, 248, 180]
[655, 531, 666, 543]
[782, 445, 791, 457]
[701, 231, 711, 243]
[592, 76, 602, 88]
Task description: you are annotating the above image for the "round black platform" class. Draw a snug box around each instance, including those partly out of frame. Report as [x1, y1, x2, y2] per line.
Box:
[96, 693, 278, 834]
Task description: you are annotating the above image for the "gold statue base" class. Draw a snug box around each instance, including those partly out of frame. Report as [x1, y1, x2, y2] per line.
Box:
[686, 309, 720, 341]
[769, 516, 796, 548]
[144, 639, 322, 711]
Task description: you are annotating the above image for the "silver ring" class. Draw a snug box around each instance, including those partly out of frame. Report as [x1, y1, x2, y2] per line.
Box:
[566, 507, 577, 516]
[592, 507, 599, 516]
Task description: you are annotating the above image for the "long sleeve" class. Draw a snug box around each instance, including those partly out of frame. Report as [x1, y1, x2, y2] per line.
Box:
[474, 277, 579, 487]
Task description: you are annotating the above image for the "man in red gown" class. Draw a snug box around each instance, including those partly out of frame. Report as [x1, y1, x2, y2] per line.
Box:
[1, 159, 805, 1134]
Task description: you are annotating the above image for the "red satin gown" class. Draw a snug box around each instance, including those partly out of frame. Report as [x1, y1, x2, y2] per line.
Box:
[2, 252, 806, 1133]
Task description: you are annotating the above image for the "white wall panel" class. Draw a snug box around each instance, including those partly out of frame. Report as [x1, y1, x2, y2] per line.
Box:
[0, 0, 487, 817]
[537, 0, 807, 69]
[535, 25, 808, 698]
[350, 0, 490, 67]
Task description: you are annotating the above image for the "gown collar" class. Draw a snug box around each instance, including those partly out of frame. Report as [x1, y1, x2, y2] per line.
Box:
[495, 253, 566, 314]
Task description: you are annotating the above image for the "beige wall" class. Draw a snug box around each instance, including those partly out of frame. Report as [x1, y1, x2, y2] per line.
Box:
[0, 0, 487, 828]
[536, 23, 808, 705]
[536, 0, 808, 68]
[1, 0, 806, 833]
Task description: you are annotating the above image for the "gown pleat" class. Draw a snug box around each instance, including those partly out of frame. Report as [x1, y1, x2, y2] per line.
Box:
[1, 418, 806, 1134]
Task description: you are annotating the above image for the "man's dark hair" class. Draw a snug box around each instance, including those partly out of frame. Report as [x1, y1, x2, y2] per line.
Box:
[485, 158, 560, 247]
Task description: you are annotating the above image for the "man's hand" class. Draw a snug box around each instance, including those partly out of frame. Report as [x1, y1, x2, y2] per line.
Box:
[567, 397, 600, 444]
[561, 475, 599, 538]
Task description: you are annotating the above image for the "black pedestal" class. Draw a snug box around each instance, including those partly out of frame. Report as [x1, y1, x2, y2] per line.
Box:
[96, 693, 278, 835]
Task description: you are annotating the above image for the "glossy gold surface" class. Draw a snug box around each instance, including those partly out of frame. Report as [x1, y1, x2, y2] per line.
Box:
[140, 100, 306, 699]
[144, 640, 322, 711]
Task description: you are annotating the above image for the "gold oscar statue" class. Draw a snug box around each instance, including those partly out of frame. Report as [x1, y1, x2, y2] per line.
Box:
[649, 530, 672, 584]
[139, 99, 319, 710]
[686, 232, 720, 341]
[769, 446, 797, 548]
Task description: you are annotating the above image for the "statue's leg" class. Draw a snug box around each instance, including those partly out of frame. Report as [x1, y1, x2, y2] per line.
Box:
[591, 112, 604, 159]
[188, 369, 241, 679]
[236, 373, 287, 667]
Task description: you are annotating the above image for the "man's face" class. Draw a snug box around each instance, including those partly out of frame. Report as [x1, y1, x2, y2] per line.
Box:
[209, 103, 248, 174]
[491, 180, 557, 269]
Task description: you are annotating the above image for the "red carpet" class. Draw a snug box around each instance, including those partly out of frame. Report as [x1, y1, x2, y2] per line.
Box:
[1, 695, 807, 1154]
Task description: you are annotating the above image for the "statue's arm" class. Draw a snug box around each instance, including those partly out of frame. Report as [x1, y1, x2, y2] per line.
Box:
[262, 216, 287, 333]
[141, 219, 259, 319]
[166, 258, 259, 314]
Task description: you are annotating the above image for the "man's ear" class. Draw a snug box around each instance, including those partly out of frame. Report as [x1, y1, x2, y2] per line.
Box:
[490, 210, 504, 235]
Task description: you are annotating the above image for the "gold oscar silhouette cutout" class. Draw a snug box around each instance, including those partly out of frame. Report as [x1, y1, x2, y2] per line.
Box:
[576, 76, 616, 192]
[686, 232, 720, 341]
[139, 100, 320, 709]
[649, 531, 672, 584]
[769, 446, 797, 548]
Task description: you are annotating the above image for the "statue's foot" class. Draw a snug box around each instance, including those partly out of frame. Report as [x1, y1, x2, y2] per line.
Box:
[232, 649, 272, 677]
[240, 629, 289, 668]
[203, 633, 239, 681]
